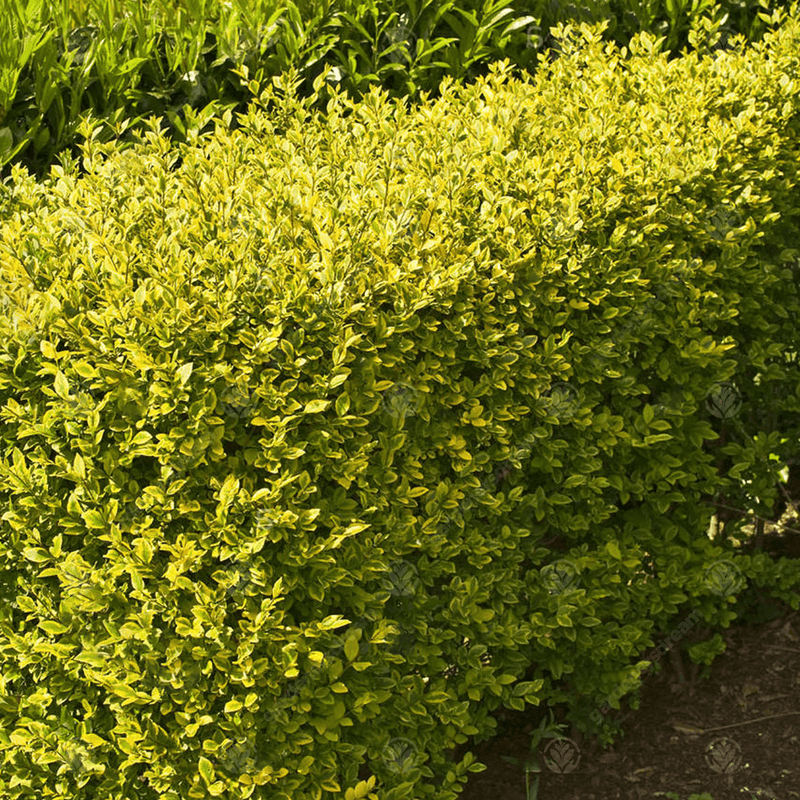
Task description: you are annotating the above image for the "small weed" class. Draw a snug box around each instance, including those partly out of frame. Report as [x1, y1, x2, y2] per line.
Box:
[500, 709, 568, 800]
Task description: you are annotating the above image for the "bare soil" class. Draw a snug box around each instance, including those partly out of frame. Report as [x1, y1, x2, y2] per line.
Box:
[449, 528, 800, 800]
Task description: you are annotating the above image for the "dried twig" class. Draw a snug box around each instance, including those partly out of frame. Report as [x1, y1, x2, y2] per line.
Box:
[669, 711, 800, 736]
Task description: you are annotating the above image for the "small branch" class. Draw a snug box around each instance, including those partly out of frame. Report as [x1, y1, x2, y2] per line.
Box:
[699, 500, 800, 536]
[764, 645, 800, 654]
[671, 711, 800, 735]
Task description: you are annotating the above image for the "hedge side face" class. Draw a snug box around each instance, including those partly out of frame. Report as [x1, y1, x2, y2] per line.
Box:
[1, 17, 800, 800]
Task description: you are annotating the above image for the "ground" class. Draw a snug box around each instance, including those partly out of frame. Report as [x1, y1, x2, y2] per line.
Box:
[450, 531, 800, 800]
[453, 599, 799, 800]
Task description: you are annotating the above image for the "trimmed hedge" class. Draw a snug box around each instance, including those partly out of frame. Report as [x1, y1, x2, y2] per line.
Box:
[1, 15, 800, 800]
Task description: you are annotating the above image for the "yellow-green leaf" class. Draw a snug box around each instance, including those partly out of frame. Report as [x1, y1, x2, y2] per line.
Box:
[83, 510, 105, 529]
[305, 398, 331, 414]
[39, 620, 68, 635]
[176, 363, 193, 385]
[606, 541, 622, 560]
[224, 699, 243, 713]
[198, 756, 215, 786]
[343, 635, 359, 662]
[54, 370, 70, 399]
[40, 340, 58, 359]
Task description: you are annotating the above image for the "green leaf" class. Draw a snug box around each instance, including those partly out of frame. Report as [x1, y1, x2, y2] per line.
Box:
[606, 541, 622, 560]
[22, 547, 51, 563]
[83, 510, 105, 529]
[176, 363, 193, 385]
[335, 392, 350, 416]
[305, 398, 331, 414]
[343, 634, 359, 662]
[54, 370, 70, 399]
[198, 756, 214, 786]
[0, 127, 13, 157]
[39, 620, 68, 635]
[500, 15, 538, 38]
